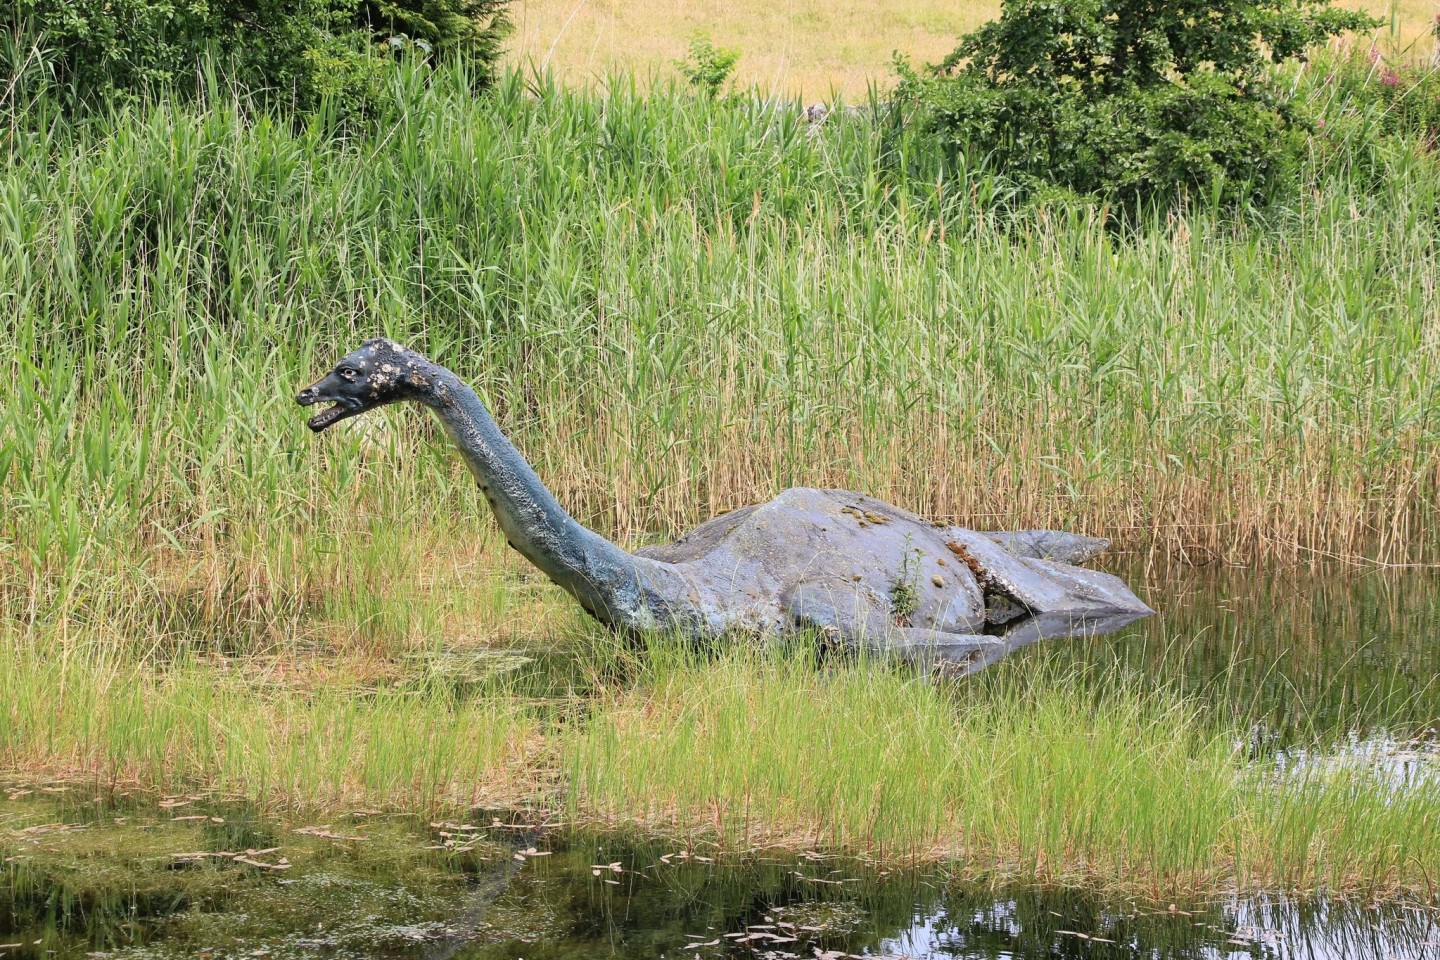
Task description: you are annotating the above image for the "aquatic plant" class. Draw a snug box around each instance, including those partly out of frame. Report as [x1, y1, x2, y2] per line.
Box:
[3, 627, 1437, 895]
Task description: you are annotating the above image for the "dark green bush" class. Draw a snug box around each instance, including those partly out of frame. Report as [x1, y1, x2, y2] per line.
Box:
[9, 0, 510, 112]
[897, 0, 1379, 209]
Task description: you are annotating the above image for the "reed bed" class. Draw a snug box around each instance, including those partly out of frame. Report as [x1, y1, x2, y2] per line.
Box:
[5, 626, 1437, 895]
[3, 66, 1440, 652]
[570, 644, 1440, 894]
[3, 63, 1440, 894]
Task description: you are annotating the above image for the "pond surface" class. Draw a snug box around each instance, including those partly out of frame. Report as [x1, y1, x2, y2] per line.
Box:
[2, 789, 1438, 960]
[4, 565, 1440, 959]
[504, 563, 1440, 755]
[1025, 563, 1440, 750]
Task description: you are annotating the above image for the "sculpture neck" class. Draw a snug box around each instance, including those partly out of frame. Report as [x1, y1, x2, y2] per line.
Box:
[416, 364, 645, 627]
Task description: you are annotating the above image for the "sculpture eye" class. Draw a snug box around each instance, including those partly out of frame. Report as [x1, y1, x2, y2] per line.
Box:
[339, 367, 357, 380]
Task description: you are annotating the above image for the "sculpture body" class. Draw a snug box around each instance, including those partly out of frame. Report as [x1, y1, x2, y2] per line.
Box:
[299, 339, 1152, 671]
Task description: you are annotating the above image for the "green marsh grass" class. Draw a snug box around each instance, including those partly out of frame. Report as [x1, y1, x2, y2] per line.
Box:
[570, 644, 1235, 880]
[6, 626, 1438, 895]
[570, 640, 1440, 894]
[3, 63, 1440, 894]
[0, 627, 545, 810]
[4, 65, 1440, 645]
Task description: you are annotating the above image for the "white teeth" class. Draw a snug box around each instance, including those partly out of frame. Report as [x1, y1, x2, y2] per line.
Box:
[309, 404, 345, 428]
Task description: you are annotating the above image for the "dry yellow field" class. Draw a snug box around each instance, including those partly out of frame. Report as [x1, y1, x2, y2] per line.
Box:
[506, 0, 1438, 96]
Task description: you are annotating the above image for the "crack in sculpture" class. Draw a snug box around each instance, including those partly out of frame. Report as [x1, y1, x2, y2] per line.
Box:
[298, 339, 1153, 674]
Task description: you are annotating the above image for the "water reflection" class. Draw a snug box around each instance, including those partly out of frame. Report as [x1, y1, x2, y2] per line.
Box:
[924, 610, 1156, 677]
[1016, 564, 1440, 747]
[886, 894, 1440, 959]
[1272, 729, 1440, 788]
[2, 790, 1437, 959]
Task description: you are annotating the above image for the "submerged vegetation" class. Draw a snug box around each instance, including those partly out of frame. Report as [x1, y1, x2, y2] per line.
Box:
[7, 791, 1434, 958]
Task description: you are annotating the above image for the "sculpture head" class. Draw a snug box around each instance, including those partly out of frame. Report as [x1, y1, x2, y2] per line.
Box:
[296, 338, 433, 432]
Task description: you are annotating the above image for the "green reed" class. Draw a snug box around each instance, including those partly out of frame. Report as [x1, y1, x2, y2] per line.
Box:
[1, 60, 1439, 894]
[567, 639, 1440, 894]
[4, 64, 1440, 649]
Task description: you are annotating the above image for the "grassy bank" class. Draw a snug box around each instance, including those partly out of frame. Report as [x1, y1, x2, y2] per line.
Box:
[3, 630, 1437, 896]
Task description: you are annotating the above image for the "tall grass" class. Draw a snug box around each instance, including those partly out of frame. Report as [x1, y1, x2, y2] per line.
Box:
[3, 65, 1440, 658]
[568, 643, 1440, 893]
[2, 62, 1439, 894]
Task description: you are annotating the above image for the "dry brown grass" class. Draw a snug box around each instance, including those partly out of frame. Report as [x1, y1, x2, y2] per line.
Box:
[506, 0, 1440, 96]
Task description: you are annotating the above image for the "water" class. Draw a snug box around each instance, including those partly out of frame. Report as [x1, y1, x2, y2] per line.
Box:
[2, 789, 1438, 960]
[1024, 564, 1440, 749]
[499, 564, 1440, 751]
[4, 566, 1440, 958]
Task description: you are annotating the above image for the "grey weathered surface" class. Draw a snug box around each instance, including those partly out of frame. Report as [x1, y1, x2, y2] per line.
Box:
[982, 529, 1112, 565]
[634, 488, 1152, 671]
[300, 340, 1153, 672]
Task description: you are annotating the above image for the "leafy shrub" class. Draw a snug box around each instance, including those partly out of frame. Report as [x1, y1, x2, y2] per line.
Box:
[897, 0, 1379, 209]
[675, 34, 740, 96]
[9, 0, 510, 112]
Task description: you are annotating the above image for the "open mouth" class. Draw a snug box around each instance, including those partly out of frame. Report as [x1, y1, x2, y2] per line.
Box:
[297, 393, 365, 433]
